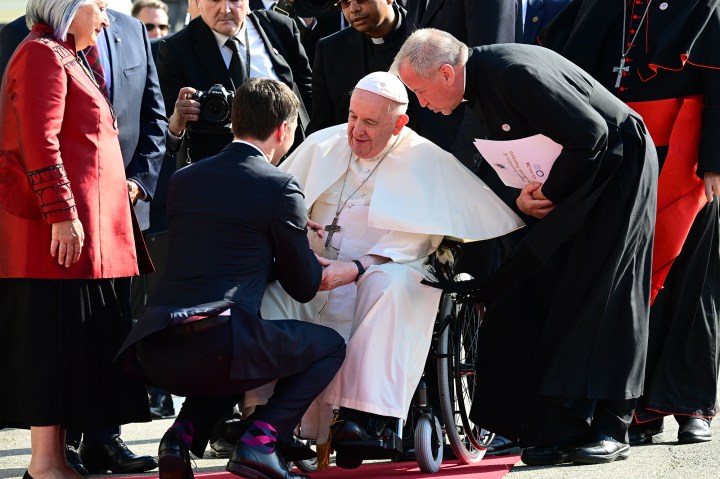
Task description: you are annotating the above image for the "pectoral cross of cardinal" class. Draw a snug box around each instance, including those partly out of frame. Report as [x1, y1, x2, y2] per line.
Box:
[324, 216, 341, 248]
[613, 57, 630, 89]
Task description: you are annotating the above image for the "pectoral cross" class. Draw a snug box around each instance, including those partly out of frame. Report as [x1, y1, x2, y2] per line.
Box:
[324, 216, 341, 248]
[613, 57, 630, 89]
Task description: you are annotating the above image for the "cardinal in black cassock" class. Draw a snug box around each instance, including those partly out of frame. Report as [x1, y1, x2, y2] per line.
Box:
[541, 0, 720, 445]
[395, 29, 658, 465]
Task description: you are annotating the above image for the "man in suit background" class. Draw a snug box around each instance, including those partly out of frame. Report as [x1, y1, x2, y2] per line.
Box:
[0, 9, 167, 476]
[120, 78, 346, 479]
[519, 0, 570, 45]
[160, 0, 312, 165]
[0, 17, 28, 77]
[132, 0, 171, 39]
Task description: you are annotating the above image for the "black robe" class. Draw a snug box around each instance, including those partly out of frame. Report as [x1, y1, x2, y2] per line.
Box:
[541, 0, 720, 423]
[463, 44, 658, 445]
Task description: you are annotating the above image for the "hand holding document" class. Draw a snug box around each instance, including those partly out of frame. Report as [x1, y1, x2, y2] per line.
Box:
[473, 134, 562, 189]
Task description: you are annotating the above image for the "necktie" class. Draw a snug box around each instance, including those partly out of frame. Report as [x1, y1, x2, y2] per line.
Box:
[225, 37, 247, 90]
[83, 44, 108, 97]
[515, 0, 525, 43]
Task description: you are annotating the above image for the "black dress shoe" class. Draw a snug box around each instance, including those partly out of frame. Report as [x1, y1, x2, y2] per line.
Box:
[276, 437, 316, 462]
[628, 418, 664, 446]
[676, 416, 712, 444]
[485, 434, 521, 456]
[520, 441, 575, 466]
[158, 430, 193, 479]
[149, 388, 176, 419]
[210, 438, 235, 458]
[65, 443, 89, 476]
[570, 435, 630, 464]
[331, 419, 377, 444]
[22, 471, 33, 479]
[226, 442, 309, 479]
[79, 436, 158, 474]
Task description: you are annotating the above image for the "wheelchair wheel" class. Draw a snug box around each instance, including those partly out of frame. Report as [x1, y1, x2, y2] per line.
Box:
[437, 293, 493, 464]
[415, 414, 443, 473]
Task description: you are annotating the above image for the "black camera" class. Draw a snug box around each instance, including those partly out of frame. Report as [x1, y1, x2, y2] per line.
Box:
[192, 84, 234, 125]
[272, 0, 339, 18]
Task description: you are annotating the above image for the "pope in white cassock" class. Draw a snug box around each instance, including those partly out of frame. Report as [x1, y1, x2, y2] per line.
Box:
[244, 71, 523, 462]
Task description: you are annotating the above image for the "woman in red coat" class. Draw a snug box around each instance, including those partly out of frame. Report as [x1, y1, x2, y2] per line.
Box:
[0, 1, 150, 477]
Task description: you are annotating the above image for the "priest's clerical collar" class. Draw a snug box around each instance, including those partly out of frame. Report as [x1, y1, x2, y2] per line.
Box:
[367, 3, 403, 45]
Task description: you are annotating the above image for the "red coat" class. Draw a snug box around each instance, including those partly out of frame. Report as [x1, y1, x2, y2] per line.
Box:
[0, 24, 141, 279]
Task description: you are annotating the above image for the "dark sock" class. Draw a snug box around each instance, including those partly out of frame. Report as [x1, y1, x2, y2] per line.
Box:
[240, 420, 277, 454]
[168, 419, 195, 449]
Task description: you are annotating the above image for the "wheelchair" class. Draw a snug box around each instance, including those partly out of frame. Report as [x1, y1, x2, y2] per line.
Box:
[328, 239, 494, 473]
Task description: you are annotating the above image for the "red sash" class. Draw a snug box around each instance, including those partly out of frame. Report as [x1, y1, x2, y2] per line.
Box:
[626, 96, 707, 303]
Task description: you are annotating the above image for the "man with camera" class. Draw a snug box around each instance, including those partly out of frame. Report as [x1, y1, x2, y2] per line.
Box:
[160, 0, 312, 165]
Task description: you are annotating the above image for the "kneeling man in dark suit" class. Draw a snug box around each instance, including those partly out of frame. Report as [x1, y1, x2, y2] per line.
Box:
[119, 78, 346, 479]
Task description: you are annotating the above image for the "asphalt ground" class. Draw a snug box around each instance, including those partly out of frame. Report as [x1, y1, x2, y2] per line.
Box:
[2, 397, 719, 479]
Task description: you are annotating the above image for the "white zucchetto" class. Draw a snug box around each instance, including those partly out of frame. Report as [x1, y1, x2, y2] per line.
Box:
[355, 71, 409, 105]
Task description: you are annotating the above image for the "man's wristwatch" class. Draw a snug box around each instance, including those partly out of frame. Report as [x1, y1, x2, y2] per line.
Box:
[352, 260, 366, 282]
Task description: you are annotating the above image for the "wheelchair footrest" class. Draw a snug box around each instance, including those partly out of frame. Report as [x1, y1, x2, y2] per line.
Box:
[333, 429, 403, 459]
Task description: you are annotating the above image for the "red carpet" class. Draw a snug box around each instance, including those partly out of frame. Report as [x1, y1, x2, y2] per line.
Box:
[122, 456, 520, 479]
[307, 456, 521, 478]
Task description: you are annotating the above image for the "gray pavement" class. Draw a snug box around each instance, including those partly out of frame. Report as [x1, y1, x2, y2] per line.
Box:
[2, 397, 719, 479]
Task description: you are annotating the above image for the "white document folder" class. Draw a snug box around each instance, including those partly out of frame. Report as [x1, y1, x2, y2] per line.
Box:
[473, 134, 562, 188]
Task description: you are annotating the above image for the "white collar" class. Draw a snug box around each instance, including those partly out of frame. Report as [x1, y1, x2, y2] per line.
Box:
[210, 17, 249, 50]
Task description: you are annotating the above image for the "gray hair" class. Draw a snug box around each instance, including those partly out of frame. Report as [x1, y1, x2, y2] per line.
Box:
[26, 0, 95, 42]
[391, 28, 469, 79]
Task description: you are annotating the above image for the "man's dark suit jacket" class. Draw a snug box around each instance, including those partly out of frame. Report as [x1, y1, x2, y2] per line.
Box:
[0, 13, 167, 232]
[120, 142, 322, 378]
[407, 0, 517, 47]
[522, 0, 571, 44]
[157, 12, 312, 163]
[0, 17, 27, 77]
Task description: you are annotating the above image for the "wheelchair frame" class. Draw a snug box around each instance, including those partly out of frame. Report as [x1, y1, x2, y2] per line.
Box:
[329, 240, 493, 474]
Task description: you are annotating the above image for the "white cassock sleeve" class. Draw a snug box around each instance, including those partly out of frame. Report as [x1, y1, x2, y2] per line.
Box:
[366, 230, 444, 263]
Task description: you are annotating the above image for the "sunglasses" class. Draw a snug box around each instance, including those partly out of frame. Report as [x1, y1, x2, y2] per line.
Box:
[145, 23, 169, 32]
[336, 0, 370, 7]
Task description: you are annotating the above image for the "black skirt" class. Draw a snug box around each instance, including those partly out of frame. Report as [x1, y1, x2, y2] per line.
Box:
[0, 278, 150, 429]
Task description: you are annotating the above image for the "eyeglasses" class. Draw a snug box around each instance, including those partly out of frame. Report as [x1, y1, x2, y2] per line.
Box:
[336, 0, 370, 8]
[145, 23, 169, 32]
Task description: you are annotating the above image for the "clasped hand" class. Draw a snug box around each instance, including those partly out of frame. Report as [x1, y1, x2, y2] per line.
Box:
[516, 182, 556, 219]
[307, 218, 360, 291]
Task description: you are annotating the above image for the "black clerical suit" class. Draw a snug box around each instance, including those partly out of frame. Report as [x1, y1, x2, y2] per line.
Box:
[541, 0, 720, 428]
[157, 11, 312, 164]
[461, 44, 658, 447]
[119, 142, 346, 456]
[308, 3, 409, 134]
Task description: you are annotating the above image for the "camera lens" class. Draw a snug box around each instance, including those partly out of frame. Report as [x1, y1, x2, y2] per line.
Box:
[203, 96, 230, 124]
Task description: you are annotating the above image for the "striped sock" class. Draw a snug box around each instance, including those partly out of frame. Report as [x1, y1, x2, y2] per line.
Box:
[168, 419, 194, 449]
[240, 420, 277, 454]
